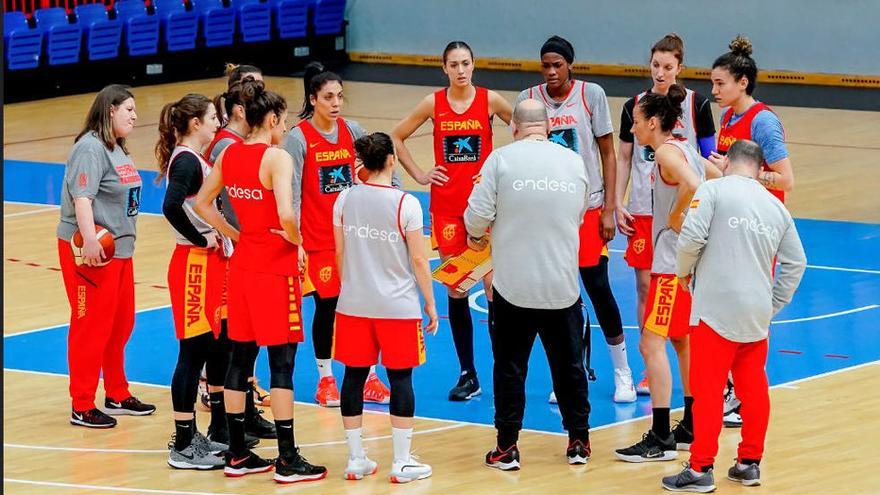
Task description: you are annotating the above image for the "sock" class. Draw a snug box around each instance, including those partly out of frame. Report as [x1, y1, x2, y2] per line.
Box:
[391, 427, 413, 463]
[208, 391, 226, 433]
[226, 412, 247, 455]
[739, 458, 760, 467]
[244, 382, 256, 421]
[345, 427, 365, 458]
[690, 467, 707, 476]
[275, 419, 295, 459]
[448, 296, 475, 375]
[652, 407, 671, 438]
[174, 419, 194, 451]
[682, 396, 695, 430]
[317, 358, 333, 378]
[497, 429, 519, 451]
[608, 341, 629, 370]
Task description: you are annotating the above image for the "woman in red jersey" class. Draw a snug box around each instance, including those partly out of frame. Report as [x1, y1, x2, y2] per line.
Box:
[392, 41, 512, 402]
[195, 79, 326, 484]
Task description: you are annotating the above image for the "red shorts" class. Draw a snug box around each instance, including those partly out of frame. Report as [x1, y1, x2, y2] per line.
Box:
[167, 245, 227, 340]
[578, 207, 609, 267]
[624, 215, 653, 270]
[303, 249, 340, 298]
[332, 312, 426, 369]
[227, 267, 304, 345]
[430, 214, 467, 257]
[643, 274, 692, 339]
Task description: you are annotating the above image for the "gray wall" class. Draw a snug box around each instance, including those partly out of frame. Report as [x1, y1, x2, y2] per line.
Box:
[346, 0, 880, 75]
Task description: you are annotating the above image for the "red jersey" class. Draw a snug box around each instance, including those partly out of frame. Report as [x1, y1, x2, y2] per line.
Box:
[431, 86, 493, 216]
[717, 102, 785, 203]
[204, 128, 244, 165]
[221, 142, 297, 275]
[298, 118, 356, 252]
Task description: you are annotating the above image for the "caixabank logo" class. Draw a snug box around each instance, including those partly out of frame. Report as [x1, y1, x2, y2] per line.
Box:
[548, 128, 578, 153]
[443, 135, 481, 162]
[319, 164, 353, 194]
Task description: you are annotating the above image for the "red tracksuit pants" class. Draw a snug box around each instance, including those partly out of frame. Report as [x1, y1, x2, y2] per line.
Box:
[689, 320, 770, 471]
[58, 239, 135, 411]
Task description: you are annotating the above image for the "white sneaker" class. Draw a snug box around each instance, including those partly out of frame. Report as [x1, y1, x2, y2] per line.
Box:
[613, 368, 637, 403]
[723, 386, 742, 427]
[343, 456, 378, 480]
[548, 391, 558, 404]
[389, 456, 432, 483]
[723, 409, 743, 427]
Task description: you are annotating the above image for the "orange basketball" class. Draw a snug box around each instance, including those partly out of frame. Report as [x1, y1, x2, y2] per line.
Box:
[71, 224, 115, 266]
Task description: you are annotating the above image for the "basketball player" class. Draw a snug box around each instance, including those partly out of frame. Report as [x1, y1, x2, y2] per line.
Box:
[615, 85, 721, 463]
[517, 36, 634, 403]
[194, 79, 326, 482]
[709, 35, 794, 428]
[661, 140, 806, 492]
[333, 133, 438, 483]
[57, 84, 156, 428]
[282, 62, 391, 408]
[616, 33, 717, 397]
[391, 41, 512, 402]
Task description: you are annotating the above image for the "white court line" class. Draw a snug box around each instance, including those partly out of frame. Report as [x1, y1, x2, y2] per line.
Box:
[4, 479, 239, 495]
[4, 206, 57, 218]
[4, 305, 172, 338]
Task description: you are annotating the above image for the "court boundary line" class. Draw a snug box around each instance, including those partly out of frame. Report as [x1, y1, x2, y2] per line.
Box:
[3, 478, 240, 495]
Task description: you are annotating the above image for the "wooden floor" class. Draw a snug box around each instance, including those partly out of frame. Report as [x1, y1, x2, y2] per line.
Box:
[4, 77, 880, 494]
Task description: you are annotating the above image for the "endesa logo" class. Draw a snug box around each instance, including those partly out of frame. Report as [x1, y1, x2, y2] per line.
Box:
[226, 185, 264, 200]
[344, 223, 402, 243]
[512, 176, 578, 194]
[728, 216, 780, 242]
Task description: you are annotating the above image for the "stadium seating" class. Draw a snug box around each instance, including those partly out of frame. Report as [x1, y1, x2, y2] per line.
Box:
[191, 0, 236, 48]
[153, 0, 199, 52]
[74, 3, 123, 61]
[4, 11, 42, 70]
[114, 0, 160, 56]
[34, 7, 82, 65]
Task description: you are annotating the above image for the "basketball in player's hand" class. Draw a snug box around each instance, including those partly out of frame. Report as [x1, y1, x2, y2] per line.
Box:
[71, 224, 115, 266]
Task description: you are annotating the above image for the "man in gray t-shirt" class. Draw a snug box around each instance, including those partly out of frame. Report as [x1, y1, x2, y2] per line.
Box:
[465, 99, 592, 468]
[662, 140, 806, 491]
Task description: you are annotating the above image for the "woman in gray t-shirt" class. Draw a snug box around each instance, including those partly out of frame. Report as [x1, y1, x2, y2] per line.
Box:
[56, 85, 156, 428]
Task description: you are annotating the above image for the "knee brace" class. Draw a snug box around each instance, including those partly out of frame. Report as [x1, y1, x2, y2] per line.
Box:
[387, 368, 415, 417]
[224, 341, 258, 392]
[340, 366, 370, 417]
[267, 343, 297, 390]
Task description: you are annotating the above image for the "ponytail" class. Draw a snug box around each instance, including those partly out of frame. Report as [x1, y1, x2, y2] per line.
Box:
[354, 132, 394, 172]
[154, 93, 213, 182]
[638, 83, 687, 132]
[299, 61, 343, 120]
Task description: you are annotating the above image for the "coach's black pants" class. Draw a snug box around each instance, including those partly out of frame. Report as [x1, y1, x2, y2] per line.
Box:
[491, 290, 591, 441]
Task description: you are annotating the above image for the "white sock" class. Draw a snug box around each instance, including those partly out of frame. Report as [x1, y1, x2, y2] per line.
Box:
[391, 427, 413, 463]
[345, 427, 364, 458]
[368, 365, 377, 377]
[689, 467, 705, 477]
[608, 342, 630, 370]
[737, 462, 750, 470]
[316, 359, 333, 378]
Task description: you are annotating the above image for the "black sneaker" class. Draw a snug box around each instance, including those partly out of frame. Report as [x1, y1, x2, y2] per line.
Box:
[207, 425, 260, 449]
[566, 439, 591, 465]
[274, 449, 328, 484]
[661, 464, 716, 492]
[245, 408, 277, 439]
[485, 444, 520, 471]
[104, 396, 156, 416]
[727, 462, 761, 486]
[448, 372, 481, 401]
[672, 421, 694, 451]
[615, 430, 678, 463]
[70, 408, 116, 428]
[223, 449, 274, 477]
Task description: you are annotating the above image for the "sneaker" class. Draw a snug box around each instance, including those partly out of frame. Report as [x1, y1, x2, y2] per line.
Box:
[636, 374, 651, 395]
[192, 430, 228, 454]
[253, 379, 271, 407]
[485, 444, 521, 471]
[723, 408, 743, 428]
[672, 421, 694, 451]
[549, 391, 558, 404]
[198, 377, 211, 411]
[207, 425, 260, 449]
[390, 456, 432, 483]
[727, 462, 761, 486]
[245, 408, 277, 439]
[70, 408, 116, 428]
[566, 439, 591, 465]
[104, 396, 156, 416]
[661, 464, 716, 493]
[448, 372, 481, 401]
[224, 449, 274, 477]
[363, 373, 391, 404]
[343, 455, 378, 480]
[615, 430, 678, 463]
[168, 442, 225, 470]
[274, 450, 328, 484]
[723, 384, 742, 428]
[613, 368, 637, 403]
[315, 376, 341, 408]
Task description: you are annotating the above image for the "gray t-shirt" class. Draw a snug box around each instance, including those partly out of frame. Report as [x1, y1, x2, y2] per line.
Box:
[57, 132, 142, 258]
[333, 184, 424, 319]
[652, 140, 705, 274]
[517, 81, 613, 208]
[465, 139, 589, 310]
[677, 174, 807, 343]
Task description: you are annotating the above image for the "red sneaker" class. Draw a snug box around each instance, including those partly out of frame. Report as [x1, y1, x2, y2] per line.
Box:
[636, 374, 650, 396]
[363, 373, 390, 404]
[315, 376, 341, 407]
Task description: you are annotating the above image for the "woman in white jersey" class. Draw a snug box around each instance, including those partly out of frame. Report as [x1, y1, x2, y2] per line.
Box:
[332, 132, 438, 484]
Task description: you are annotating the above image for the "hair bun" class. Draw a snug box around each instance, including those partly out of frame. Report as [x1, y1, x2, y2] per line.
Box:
[729, 35, 753, 57]
[666, 83, 687, 107]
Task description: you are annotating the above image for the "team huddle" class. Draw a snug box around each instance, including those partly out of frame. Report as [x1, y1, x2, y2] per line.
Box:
[56, 32, 806, 491]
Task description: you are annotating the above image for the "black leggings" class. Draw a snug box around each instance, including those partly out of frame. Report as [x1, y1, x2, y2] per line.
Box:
[171, 324, 231, 413]
[312, 294, 338, 360]
[341, 367, 414, 417]
[579, 256, 624, 344]
[225, 340, 297, 392]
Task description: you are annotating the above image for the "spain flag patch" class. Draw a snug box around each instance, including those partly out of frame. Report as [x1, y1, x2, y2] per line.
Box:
[689, 199, 700, 209]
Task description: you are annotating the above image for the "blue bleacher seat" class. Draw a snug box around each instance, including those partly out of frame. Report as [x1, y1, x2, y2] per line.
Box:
[267, 0, 308, 40]
[234, 0, 271, 43]
[4, 11, 42, 70]
[34, 7, 82, 65]
[74, 3, 123, 61]
[191, 0, 235, 47]
[313, 0, 345, 36]
[153, 0, 198, 52]
[115, 0, 160, 56]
